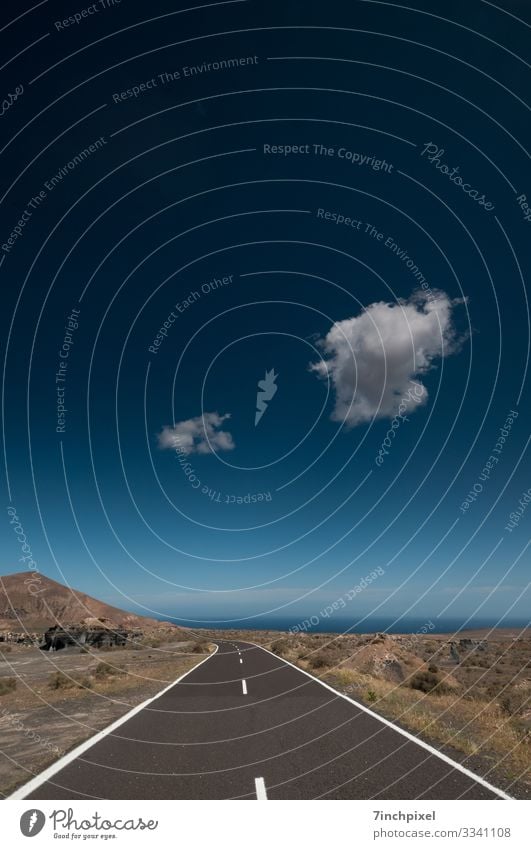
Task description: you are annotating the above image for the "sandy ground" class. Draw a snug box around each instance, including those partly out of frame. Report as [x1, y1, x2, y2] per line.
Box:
[0, 640, 208, 797]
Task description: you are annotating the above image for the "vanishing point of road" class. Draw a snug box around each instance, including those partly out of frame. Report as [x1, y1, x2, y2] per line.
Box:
[14, 641, 508, 800]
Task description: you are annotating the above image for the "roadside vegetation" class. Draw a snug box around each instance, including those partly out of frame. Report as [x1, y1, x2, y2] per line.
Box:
[0, 677, 16, 696]
[0, 637, 215, 796]
[271, 631, 530, 795]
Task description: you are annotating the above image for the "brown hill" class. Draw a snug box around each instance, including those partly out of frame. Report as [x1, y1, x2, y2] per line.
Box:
[0, 571, 179, 633]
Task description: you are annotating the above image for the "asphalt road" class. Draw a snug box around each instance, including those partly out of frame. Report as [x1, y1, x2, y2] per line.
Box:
[22, 641, 505, 800]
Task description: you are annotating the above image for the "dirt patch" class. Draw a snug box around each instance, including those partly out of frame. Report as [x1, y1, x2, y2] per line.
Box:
[0, 640, 211, 797]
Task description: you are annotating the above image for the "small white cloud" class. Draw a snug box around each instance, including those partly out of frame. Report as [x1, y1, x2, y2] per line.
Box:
[158, 412, 235, 455]
[311, 290, 464, 427]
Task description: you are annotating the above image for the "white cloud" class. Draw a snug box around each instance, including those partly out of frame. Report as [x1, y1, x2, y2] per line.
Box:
[158, 412, 235, 455]
[311, 290, 464, 427]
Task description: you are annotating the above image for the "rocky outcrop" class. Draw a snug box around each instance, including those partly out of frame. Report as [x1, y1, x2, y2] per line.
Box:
[342, 634, 428, 684]
[41, 623, 143, 651]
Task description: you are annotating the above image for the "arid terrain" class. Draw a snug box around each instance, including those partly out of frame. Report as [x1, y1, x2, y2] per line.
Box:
[0, 571, 213, 797]
[0, 568, 528, 799]
[0, 635, 212, 797]
[219, 626, 530, 798]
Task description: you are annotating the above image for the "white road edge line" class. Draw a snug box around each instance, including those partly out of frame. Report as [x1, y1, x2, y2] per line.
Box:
[8, 644, 220, 800]
[255, 776, 267, 799]
[253, 642, 512, 800]
[242, 679, 248, 695]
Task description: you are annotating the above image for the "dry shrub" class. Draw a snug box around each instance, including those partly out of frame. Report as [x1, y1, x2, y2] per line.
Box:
[94, 662, 124, 679]
[49, 670, 98, 690]
[409, 670, 449, 694]
[192, 641, 210, 653]
[0, 677, 16, 695]
[141, 636, 163, 648]
[498, 685, 531, 717]
[271, 639, 290, 655]
[48, 671, 75, 690]
[333, 668, 358, 687]
[309, 649, 339, 670]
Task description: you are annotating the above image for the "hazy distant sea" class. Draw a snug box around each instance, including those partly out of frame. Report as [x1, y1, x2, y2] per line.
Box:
[166, 616, 529, 634]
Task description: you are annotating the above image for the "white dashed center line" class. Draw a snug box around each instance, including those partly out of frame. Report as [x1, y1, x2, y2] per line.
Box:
[255, 777, 267, 799]
[242, 679, 247, 695]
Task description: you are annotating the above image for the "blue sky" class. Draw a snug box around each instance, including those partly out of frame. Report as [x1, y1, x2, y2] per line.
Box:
[1, 0, 530, 631]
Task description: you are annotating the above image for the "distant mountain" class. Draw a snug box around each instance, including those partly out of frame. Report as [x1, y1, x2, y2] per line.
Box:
[0, 572, 179, 632]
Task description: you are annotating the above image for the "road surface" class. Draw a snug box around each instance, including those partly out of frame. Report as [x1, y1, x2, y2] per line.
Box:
[16, 641, 506, 800]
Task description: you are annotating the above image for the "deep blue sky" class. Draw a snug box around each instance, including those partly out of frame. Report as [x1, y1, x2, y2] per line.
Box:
[1, 0, 530, 631]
